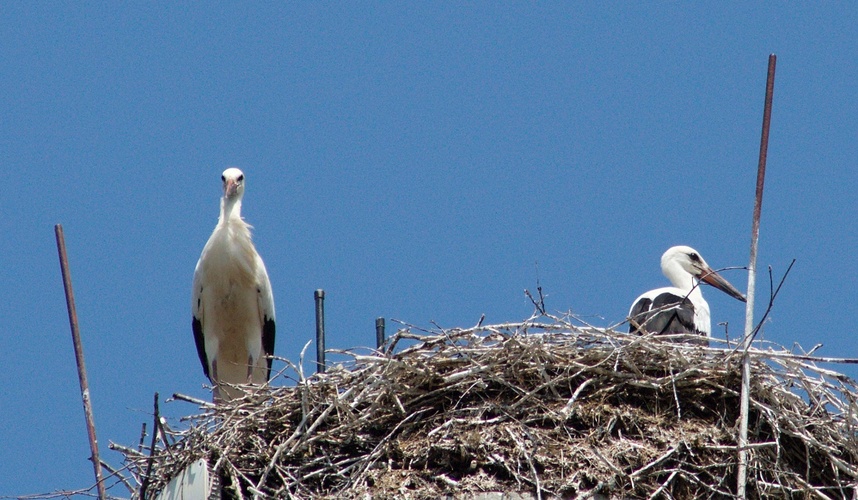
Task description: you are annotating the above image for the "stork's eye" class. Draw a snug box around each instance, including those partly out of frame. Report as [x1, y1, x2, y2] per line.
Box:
[689, 253, 700, 262]
[237, 174, 244, 182]
[221, 175, 226, 182]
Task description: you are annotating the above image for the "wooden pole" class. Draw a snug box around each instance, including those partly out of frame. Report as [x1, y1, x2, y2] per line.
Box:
[737, 53, 776, 498]
[55, 224, 107, 500]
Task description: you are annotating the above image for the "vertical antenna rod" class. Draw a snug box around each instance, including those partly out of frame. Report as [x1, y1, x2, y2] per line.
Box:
[55, 224, 107, 500]
[315, 289, 326, 374]
[737, 53, 776, 499]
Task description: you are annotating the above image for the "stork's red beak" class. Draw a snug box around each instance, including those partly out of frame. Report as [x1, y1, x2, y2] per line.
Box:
[698, 268, 746, 302]
[224, 179, 239, 198]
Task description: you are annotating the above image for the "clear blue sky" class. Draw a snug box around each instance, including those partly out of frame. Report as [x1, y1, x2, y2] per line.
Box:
[2, 3, 856, 496]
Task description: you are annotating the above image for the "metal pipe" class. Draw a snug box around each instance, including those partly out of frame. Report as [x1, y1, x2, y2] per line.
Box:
[737, 53, 776, 499]
[375, 317, 385, 349]
[315, 289, 326, 374]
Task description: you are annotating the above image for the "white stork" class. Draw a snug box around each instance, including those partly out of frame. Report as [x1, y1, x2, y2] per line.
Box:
[628, 245, 745, 338]
[192, 168, 276, 401]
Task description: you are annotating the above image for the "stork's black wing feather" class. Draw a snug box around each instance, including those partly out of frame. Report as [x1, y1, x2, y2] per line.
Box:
[262, 316, 275, 380]
[192, 315, 211, 381]
[630, 293, 698, 335]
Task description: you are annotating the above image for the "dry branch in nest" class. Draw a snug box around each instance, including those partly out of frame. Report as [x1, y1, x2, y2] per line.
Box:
[117, 316, 858, 499]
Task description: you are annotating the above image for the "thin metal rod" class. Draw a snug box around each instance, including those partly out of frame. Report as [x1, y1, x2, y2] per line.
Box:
[737, 53, 776, 499]
[139, 392, 160, 499]
[315, 289, 326, 374]
[55, 224, 107, 500]
[137, 422, 148, 453]
[375, 317, 386, 349]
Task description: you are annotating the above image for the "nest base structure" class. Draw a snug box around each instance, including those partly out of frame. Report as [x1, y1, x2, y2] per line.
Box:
[120, 318, 858, 499]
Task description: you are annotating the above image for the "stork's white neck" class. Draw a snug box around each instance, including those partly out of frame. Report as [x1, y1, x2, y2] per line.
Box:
[662, 259, 702, 300]
[219, 196, 243, 224]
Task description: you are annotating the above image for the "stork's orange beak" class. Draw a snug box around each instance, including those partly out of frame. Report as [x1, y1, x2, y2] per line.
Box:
[699, 267, 746, 302]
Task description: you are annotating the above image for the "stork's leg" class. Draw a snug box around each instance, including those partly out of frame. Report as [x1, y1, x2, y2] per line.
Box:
[246, 355, 254, 382]
[212, 359, 221, 403]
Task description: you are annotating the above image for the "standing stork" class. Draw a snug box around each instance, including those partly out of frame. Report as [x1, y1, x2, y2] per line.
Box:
[628, 245, 745, 338]
[192, 168, 276, 401]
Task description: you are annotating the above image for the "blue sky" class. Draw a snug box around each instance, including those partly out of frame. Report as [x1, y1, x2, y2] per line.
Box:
[2, 3, 857, 496]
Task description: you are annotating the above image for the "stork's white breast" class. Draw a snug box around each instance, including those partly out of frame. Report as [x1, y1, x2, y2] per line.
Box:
[198, 223, 263, 362]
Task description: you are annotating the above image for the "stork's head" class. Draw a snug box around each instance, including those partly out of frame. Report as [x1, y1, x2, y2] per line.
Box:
[661, 246, 710, 278]
[661, 245, 746, 302]
[221, 168, 245, 201]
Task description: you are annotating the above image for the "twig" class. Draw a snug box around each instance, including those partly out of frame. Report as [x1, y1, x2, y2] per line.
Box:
[631, 442, 682, 479]
[170, 392, 217, 409]
[747, 259, 796, 343]
[648, 469, 678, 500]
[100, 460, 136, 494]
[525, 267, 547, 316]
[109, 442, 146, 458]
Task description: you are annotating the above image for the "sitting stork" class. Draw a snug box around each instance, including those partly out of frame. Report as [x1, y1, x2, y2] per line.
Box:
[628, 245, 745, 338]
[192, 168, 276, 401]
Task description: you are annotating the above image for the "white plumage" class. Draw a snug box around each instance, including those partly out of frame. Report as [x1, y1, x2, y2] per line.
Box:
[628, 246, 745, 338]
[192, 168, 276, 401]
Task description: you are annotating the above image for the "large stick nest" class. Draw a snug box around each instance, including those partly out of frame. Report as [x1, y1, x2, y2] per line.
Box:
[118, 317, 858, 499]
